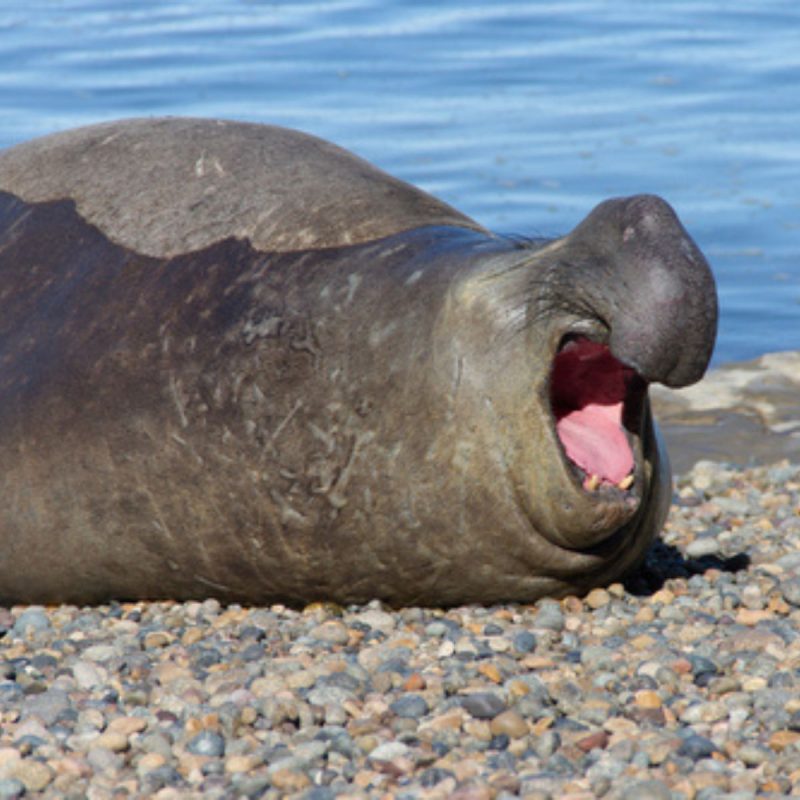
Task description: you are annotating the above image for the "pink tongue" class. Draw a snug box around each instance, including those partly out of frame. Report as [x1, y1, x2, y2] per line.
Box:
[550, 339, 635, 485]
[556, 402, 633, 483]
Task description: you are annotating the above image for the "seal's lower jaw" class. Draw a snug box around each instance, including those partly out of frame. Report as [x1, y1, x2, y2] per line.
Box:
[549, 335, 647, 529]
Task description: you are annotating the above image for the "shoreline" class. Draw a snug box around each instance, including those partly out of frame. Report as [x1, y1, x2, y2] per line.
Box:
[653, 350, 800, 474]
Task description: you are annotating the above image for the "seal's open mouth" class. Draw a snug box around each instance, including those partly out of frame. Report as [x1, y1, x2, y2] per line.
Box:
[550, 336, 643, 492]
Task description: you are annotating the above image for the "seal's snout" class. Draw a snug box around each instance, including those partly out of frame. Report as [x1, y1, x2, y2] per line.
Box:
[569, 194, 718, 389]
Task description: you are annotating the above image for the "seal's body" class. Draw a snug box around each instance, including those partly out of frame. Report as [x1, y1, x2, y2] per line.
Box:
[0, 119, 717, 605]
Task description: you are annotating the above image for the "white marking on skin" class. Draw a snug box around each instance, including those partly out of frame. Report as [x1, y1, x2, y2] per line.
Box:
[647, 262, 681, 301]
[193, 153, 225, 178]
[324, 431, 375, 511]
[368, 320, 398, 348]
[271, 399, 303, 443]
[242, 316, 281, 344]
[309, 422, 336, 453]
[168, 429, 204, 465]
[231, 373, 244, 402]
[251, 383, 266, 405]
[271, 489, 311, 527]
[438, 355, 462, 425]
[375, 243, 408, 260]
[169, 375, 189, 428]
[194, 574, 233, 592]
[144, 488, 178, 549]
[405, 269, 423, 285]
[346, 274, 361, 304]
[680, 236, 698, 263]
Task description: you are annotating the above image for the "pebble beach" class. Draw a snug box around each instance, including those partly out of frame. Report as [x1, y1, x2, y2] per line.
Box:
[2, 458, 800, 799]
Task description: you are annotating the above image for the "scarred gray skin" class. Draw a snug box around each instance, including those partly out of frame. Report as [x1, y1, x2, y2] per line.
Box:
[0, 118, 717, 606]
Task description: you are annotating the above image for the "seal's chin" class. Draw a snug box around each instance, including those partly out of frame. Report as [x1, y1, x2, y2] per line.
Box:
[550, 336, 645, 495]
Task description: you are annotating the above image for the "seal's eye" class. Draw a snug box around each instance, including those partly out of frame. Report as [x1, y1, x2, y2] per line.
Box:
[550, 336, 635, 490]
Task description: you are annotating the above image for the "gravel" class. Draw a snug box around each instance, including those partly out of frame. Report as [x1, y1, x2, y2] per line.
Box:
[2, 459, 800, 798]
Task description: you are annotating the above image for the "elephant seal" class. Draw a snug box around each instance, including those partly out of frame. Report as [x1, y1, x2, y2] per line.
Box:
[0, 118, 717, 606]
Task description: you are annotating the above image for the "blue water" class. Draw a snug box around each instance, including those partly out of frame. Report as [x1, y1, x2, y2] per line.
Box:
[1, 1, 798, 366]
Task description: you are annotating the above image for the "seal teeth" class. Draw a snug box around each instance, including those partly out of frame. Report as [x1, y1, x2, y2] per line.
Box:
[582, 472, 633, 492]
[617, 474, 634, 490]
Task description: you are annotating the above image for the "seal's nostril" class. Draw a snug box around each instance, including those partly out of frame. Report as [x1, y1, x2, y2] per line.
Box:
[564, 194, 717, 389]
